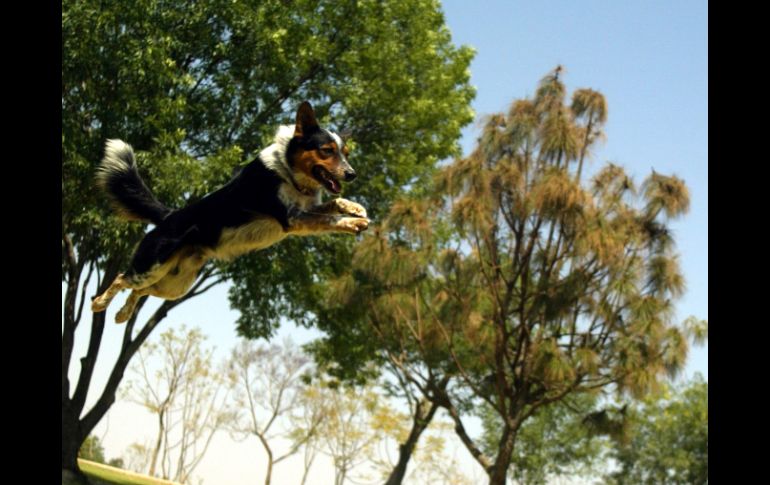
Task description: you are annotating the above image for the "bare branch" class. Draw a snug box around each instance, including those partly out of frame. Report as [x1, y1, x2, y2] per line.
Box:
[435, 388, 492, 471]
[74, 262, 95, 326]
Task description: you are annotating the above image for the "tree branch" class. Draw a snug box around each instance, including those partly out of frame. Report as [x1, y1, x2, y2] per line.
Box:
[62, 233, 84, 396]
[71, 260, 120, 416]
[74, 262, 95, 327]
[79, 270, 222, 436]
[434, 388, 492, 472]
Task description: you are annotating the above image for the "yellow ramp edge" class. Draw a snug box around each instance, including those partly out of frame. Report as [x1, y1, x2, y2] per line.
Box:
[78, 458, 184, 485]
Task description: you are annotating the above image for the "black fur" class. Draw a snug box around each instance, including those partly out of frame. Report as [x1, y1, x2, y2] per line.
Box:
[123, 157, 288, 276]
[97, 144, 171, 224]
[92, 101, 369, 322]
[287, 128, 332, 163]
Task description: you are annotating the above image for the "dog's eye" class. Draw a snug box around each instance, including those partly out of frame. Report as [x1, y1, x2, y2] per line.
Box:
[319, 147, 335, 157]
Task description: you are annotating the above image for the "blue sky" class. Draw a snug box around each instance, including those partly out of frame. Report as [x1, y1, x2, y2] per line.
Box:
[442, 0, 708, 378]
[69, 1, 707, 482]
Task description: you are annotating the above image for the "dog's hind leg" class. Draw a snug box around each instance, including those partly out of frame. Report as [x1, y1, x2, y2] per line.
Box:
[114, 289, 147, 324]
[91, 274, 129, 313]
[91, 258, 177, 314]
[113, 247, 205, 323]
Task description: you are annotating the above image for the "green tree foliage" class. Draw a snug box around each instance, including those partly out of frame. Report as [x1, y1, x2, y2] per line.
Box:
[606, 374, 708, 485]
[480, 394, 607, 485]
[78, 435, 106, 464]
[306, 195, 459, 484]
[62, 0, 473, 473]
[313, 67, 696, 484]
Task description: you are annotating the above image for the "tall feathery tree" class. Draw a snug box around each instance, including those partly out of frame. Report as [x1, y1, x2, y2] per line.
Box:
[62, 0, 474, 478]
[308, 195, 464, 485]
[313, 67, 695, 484]
[479, 392, 607, 484]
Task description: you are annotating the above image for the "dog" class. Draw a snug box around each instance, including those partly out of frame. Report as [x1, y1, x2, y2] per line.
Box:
[91, 101, 369, 323]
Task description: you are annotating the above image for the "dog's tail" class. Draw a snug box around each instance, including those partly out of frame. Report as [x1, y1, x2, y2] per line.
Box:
[95, 139, 172, 225]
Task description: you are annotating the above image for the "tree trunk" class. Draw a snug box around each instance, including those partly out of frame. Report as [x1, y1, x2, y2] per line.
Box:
[265, 462, 273, 485]
[299, 451, 315, 485]
[385, 399, 439, 485]
[62, 262, 119, 478]
[61, 267, 216, 481]
[149, 411, 166, 476]
[256, 432, 274, 485]
[488, 425, 517, 485]
[61, 400, 82, 472]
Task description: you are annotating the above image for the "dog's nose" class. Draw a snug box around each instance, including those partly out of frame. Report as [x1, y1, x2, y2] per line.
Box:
[344, 169, 357, 181]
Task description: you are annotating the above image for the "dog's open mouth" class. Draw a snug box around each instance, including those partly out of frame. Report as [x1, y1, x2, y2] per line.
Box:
[312, 166, 342, 194]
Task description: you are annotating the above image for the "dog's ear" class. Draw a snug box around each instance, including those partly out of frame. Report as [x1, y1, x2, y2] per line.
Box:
[294, 101, 319, 138]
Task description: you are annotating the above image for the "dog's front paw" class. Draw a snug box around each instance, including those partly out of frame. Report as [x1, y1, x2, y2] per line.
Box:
[338, 217, 369, 234]
[336, 199, 368, 219]
[115, 306, 133, 324]
[115, 298, 139, 324]
[91, 296, 108, 313]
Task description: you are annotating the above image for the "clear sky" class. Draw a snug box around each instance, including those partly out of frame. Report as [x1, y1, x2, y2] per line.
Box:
[441, 0, 708, 380]
[68, 1, 707, 483]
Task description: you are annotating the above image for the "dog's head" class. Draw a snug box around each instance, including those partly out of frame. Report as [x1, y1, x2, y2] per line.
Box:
[286, 101, 355, 195]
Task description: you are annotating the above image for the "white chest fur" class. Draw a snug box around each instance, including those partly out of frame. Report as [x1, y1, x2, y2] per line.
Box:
[211, 181, 320, 261]
[277, 182, 320, 211]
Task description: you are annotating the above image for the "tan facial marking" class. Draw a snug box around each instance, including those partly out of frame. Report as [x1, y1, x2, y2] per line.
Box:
[319, 142, 338, 158]
[291, 143, 344, 182]
[291, 149, 326, 181]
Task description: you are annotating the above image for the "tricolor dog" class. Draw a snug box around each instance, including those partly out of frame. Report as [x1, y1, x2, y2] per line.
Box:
[92, 101, 368, 322]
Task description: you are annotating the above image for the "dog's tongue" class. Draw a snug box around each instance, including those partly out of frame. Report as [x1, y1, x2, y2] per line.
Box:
[330, 179, 341, 193]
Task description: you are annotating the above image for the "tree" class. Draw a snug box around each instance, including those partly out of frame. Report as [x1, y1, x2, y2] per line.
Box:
[295, 376, 466, 485]
[403, 423, 476, 485]
[124, 442, 153, 476]
[605, 374, 708, 485]
[78, 435, 106, 464]
[79, 434, 127, 471]
[314, 67, 696, 484]
[310, 382, 403, 485]
[62, 0, 474, 476]
[382, 394, 443, 485]
[306, 196, 461, 484]
[292, 386, 333, 485]
[479, 393, 608, 484]
[227, 339, 316, 485]
[122, 326, 231, 483]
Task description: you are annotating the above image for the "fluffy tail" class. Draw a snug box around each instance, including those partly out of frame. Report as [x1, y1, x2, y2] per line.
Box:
[95, 139, 172, 225]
